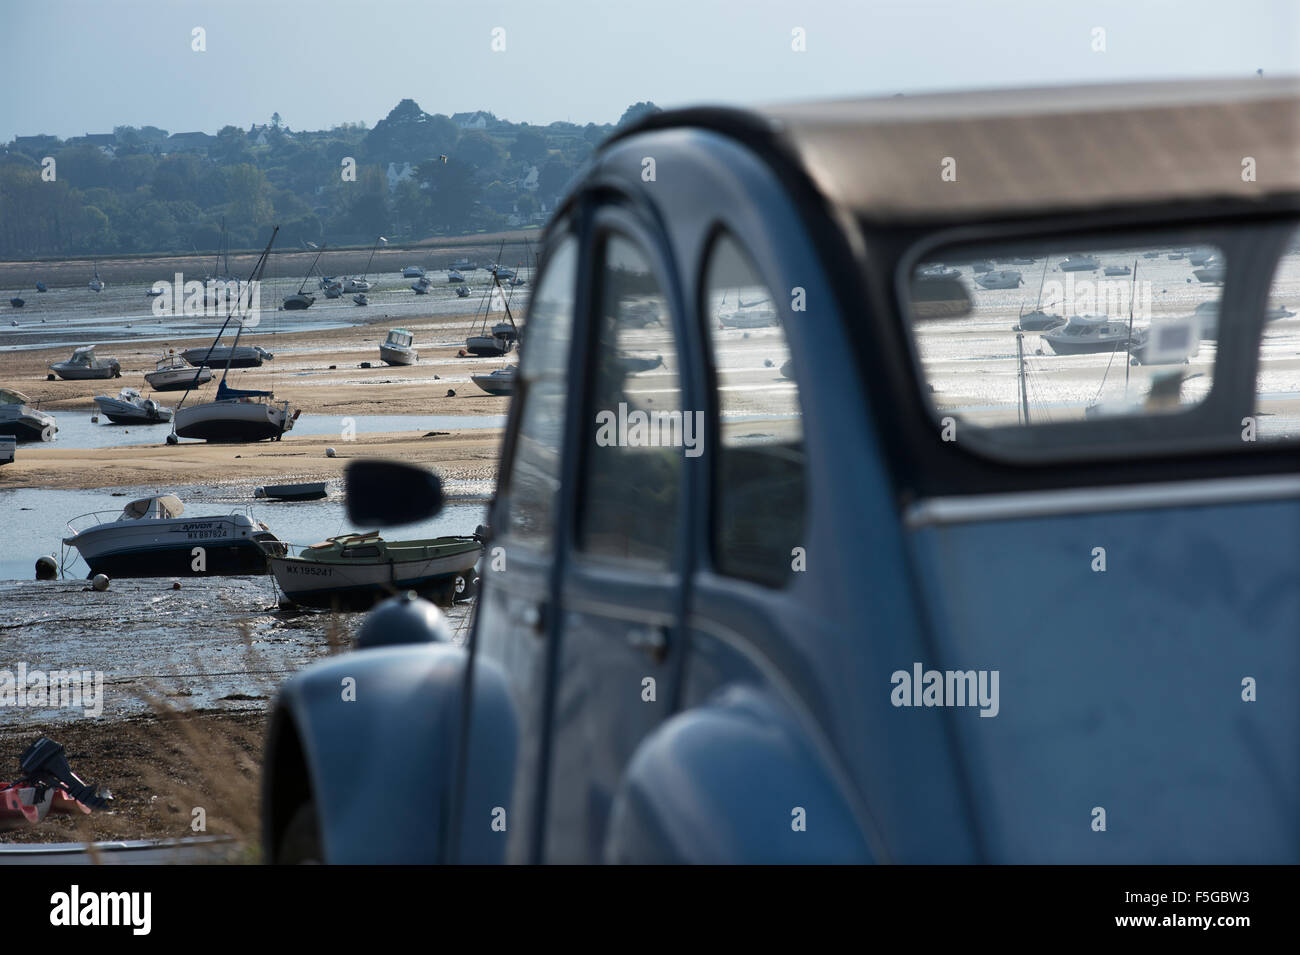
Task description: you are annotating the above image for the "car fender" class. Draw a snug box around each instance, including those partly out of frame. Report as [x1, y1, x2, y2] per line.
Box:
[604, 685, 873, 863]
[263, 643, 517, 864]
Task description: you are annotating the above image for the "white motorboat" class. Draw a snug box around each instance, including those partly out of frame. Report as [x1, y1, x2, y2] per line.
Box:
[450, 258, 477, 271]
[456, 285, 470, 298]
[975, 269, 1023, 289]
[1042, 314, 1133, 355]
[352, 293, 369, 306]
[270, 532, 483, 610]
[1103, 264, 1132, 276]
[719, 297, 778, 328]
[402, 266, 426, 278]
[379, 328, 418, 366]
[919, 264, 960, 280]
[49, 346, 121, 380]
[411, 275, 432, 294]
[144, 353, 213, 391]
[181, 344, 274, 368]
[0, 389, 55, 442]
[62, 494, 284, 578]
[447, 269, 466, 283]
[1193, 261, 1226, 283]
[0, 436, 14, 465]
[1059, 254, 1100, 271]
[343, 277, 370, 293]
[93, 388, 173, 425]
[490, 264, 516, 281]
[470, 365, 517, 396]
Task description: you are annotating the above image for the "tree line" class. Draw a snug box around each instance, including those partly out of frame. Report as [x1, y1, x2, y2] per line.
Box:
[0, 101, 661, 258]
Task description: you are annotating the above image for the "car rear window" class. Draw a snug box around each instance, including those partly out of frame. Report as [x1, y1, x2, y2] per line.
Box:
[900, 228, 1298, 460]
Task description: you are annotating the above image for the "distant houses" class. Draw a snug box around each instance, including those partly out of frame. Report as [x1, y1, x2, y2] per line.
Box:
[451, 110, 495, 130]
[160, 131, 214, 154]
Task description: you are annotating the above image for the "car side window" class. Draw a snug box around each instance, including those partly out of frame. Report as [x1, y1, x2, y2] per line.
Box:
[702, 232, 806, 587]
[1254, 225, 1300, 441]
[577, 234, 683, 567]
[499, 235, 578, 552]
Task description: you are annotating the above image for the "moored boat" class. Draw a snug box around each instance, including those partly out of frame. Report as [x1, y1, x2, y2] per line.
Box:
[1042, 314, 1133, 355]
[50, 346, 121, 380]
[180, 344, 274, 368]
[62, 494, 284, 578]
[975, 269, 1023, 289]
[144, 352, 213, 391]
[270, 532, 483, 610]
[470, 365, 517, 396]
[1059, 254, 1100, 271]
[0, 388, 56, 441]
[254, 481, 329, 502]
[379, 328, 418, 366]
[93, 388, 173, 424]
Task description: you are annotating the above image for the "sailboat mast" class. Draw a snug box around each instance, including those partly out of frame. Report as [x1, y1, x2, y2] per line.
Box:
[1124, 259, 1138, 395]
[362, 235, 381, 279]
[299, 245, 325, 294]
[1017, 332, 1030, 426]
[172, 227, 279, 421]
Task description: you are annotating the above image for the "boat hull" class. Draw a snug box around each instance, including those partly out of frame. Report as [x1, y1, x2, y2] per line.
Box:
[180, 348, 270, 369]
[471, 373, 516, 396]
[95, 398, 173, 425]
[257, 482, 328, 501]
[379, 345, 417, 366]
[145, 367, 213, 391]
[271, 547, 480, 610]
[65, 517, 280, 578]
[0, 410, 56, 441]
[1043, 335, 1131, 356]
[174, 400, 293, 442]
[50, 364, 119, 380]
[466, 336, 511, 357]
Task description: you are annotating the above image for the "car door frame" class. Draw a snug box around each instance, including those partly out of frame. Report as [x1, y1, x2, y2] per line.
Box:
[537, 194, 700, 860]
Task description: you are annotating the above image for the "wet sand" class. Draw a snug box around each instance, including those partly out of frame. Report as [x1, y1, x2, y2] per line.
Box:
[2, 311, 511, 490]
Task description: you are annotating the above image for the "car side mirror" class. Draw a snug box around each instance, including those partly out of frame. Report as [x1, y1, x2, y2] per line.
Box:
[345, 460, 443, 527]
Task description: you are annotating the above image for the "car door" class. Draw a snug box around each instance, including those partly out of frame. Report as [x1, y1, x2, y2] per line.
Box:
[899, 222, 1300, 862]
[542, 207, 693, 863]
[469, 222, 580, 864]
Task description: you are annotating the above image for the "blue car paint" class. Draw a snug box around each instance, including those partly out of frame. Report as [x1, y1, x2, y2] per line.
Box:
[270, 643, 518, 863]
[264, 104, 1299, 864]
[907, 497, 1300, 862]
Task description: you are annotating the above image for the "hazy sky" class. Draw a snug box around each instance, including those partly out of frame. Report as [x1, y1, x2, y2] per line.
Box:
[2, 0, 1296, 141]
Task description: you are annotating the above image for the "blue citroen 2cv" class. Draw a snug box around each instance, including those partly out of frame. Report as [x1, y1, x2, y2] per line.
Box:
[263, 78, 1300, 863]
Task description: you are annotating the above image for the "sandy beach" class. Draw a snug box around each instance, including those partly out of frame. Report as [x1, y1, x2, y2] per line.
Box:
[2, 310, 509, 490]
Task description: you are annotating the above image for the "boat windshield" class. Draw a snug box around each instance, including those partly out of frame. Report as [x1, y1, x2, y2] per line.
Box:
[120, 495, 184, 520]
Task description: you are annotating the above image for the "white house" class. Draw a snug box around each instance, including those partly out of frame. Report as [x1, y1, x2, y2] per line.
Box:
[386, 161, 415, 191]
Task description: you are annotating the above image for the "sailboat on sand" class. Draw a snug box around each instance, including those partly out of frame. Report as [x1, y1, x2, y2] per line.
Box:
[171, 227, 300, 443]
